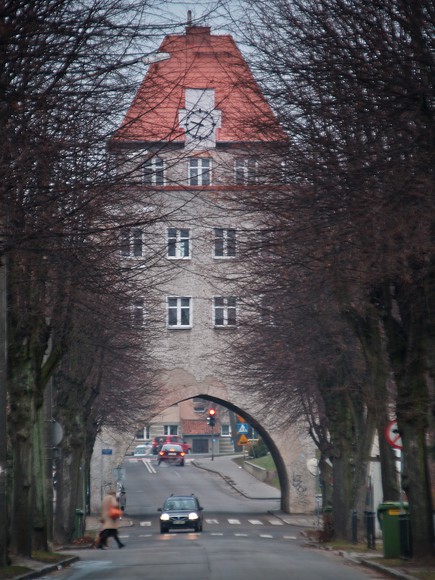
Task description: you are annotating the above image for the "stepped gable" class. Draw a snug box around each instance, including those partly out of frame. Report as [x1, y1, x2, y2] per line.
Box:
[114, 24, 286, 144]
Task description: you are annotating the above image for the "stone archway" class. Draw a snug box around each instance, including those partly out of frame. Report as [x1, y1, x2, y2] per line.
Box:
[91, 369, 317, 515]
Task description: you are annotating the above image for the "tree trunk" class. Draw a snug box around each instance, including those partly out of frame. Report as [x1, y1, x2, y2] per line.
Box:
[9, 366, 35, 557]
[32, 405, 48, 551]
[380, 279, 434, 558]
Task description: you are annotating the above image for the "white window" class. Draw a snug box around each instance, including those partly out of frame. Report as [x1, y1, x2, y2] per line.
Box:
[144, 156, 164, 185]
[221, 424, 231, 437]
[164, 425, 178, 435]
[214, 228, 236, 258]
[167, 228, 190, 258]
[120, 228, 143, 257]
[235, 158, 257, 184]
[136, 427, 150, 440]
[214, 297, 237, 327]
[167, 297, 191, 328]
[189, 158, 211, 185]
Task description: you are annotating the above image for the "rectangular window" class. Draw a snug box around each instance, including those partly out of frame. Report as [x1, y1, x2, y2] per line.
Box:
[120, 228, 143, 257]
[214, 228, 236, 257]
[144, 157, 164, 185]
[136, 427, 150, 440]
[235, 158, 257, 185]
[221, 424, 231, 437]
[132, 299, 144, 327]
[214, 296, 237, 327]
[167, 228, 190, 258]
[167, 297, 191, 328]
[189, 158, 211, 186]
[164, 425, 178, 435]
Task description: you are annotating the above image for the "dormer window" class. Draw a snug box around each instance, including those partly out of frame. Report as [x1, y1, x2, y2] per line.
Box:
[179, 89, 221, 149]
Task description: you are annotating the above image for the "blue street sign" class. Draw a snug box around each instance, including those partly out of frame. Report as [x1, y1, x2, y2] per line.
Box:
[237, 423, 249, 434]
[102, 449, 112, 455]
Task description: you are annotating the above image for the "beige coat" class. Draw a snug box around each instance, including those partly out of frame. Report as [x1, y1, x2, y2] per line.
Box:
[101, 492, 119, 530]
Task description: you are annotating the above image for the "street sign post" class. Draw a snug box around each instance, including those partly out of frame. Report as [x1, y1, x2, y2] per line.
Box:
[385, 420, 403, 450]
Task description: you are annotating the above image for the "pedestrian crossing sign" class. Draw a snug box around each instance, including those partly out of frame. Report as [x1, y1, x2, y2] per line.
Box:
[237, 423, 249, 434]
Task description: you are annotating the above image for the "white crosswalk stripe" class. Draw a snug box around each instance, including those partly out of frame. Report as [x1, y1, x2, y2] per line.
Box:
[228, 519, 241, 525]
[267, 518, 284, 525]
[248, 519, 263, 525]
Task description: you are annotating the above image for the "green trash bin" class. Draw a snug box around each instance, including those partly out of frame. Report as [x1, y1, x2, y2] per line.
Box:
[377, 502, 409, 558]
[74, 508, 85, 540]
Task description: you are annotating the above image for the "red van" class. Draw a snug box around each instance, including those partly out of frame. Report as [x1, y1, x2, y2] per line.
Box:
[152, 435, 191, 455]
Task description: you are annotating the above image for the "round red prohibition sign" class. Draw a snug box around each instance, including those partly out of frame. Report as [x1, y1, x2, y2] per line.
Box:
[385, 420, 403, 450]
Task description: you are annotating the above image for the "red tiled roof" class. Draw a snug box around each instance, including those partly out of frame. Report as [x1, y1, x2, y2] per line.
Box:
[114, 25, 286, 143]
[182, 419, 219, 435]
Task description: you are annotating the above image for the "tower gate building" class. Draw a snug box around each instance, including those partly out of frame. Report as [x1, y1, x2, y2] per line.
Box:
[91, 22, 317, 514]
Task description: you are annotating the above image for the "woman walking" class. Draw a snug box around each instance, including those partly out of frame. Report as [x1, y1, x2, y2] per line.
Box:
[97, 490, 125, 549]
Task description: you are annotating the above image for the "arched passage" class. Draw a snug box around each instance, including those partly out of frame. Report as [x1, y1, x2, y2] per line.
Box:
[91, 375, 317, 515]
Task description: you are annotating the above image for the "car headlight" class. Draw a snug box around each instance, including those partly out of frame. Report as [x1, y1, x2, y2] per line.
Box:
[160, 513, 170, 521]
[188, 512, 199, 520]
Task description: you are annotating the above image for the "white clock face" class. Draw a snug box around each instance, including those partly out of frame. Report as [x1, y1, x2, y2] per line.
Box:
[185, 109, 215, 141]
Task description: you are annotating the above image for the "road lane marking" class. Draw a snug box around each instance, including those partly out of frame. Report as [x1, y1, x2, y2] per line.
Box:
[234, 533, 248, 537]
[140, 521, 152, 526]
[268, 519, 284, 525]
[283, 536, 298, 540]
[260, 534, 274, 538]
[248, 519, 263, 525]
[142, 459, 156, 474]
[205, 519, 219, 524]
[228, 519, 241, 525]
[210, 532, 224, 536]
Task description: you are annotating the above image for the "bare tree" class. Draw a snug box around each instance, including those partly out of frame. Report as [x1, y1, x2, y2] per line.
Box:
[0, 0, 181, 560]
[228, 0, 434, 555]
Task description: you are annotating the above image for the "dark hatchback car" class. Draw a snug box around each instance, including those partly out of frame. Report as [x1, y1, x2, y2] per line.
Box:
[157, 443, 186, 466]
[158, 494, 204, 533]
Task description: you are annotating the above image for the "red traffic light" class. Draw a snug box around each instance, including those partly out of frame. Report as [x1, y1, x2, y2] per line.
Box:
[208, 408, 216, 416]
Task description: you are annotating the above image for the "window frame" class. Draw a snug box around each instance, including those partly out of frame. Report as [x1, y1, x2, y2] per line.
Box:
[131, 299, 144, 327]
[143, 156, 164, 185]
[213, 296, 237, 327]
[214, 228, 236, 258]
[120, 227, 144, 258]
[188, 158, 211, 186]
[234, 158, 257, 185]
[164, 425, 179, 436]
[167, 228, 191, 259]
[167, 296, 192, 329]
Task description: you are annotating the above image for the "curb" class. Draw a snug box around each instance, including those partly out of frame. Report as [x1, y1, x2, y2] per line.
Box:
[191, 460, 278, 501]
[13, 556, 79, 580]
[351, 556, 419, 580]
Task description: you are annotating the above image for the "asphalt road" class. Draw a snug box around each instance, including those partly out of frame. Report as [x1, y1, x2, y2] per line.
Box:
[51, 456, 388, 580]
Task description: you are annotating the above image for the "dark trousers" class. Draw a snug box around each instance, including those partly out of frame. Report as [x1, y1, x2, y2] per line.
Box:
[99, 528, 123, 547]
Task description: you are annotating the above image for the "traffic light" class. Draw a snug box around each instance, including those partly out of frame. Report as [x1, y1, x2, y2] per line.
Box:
[207, 408, 216, 428]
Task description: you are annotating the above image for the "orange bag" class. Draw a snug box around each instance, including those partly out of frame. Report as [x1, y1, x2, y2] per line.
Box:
[109, 506, 122, 519]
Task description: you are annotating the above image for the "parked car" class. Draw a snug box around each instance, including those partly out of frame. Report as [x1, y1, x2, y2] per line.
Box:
[133, 442, 152, 457]
[152, 435, 191, 455]
[157, 443, 185, 466]
[158, 494, 204, 533]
